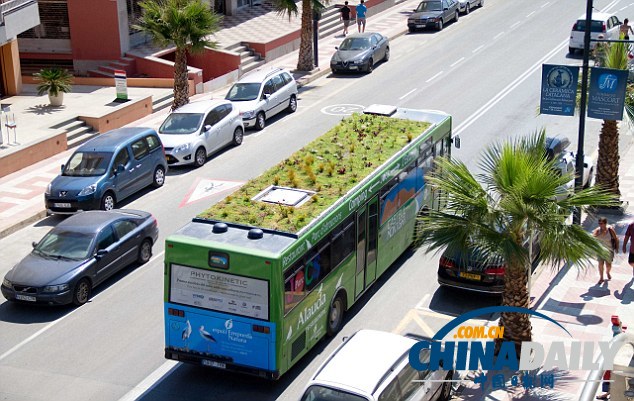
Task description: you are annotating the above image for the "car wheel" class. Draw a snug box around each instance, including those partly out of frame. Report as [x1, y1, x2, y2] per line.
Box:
[455, 11, 459, 22]
[137, 239, 153, 264]
[366, 58, 374, 73]
[326, 295, 346, 336]
[152, 166, 165, 188]
[255, 112, 266, 130]
[465, 3, 470, 14]
[437, 19, 443, 30]
[100, 192, 115, 211]
[194, 147, 207, 167]
[438, 371, 454, 401]
[72, 279, 91, 306]
[287, 95, 297, 113]
[383, 47, 390, 62]
[569, 47, 575, 55]
[408, 26, 415, 33]
[232, 126, 244, 146]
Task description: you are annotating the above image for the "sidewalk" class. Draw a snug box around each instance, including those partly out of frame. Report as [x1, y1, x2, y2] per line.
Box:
[0, 0, 420, 239]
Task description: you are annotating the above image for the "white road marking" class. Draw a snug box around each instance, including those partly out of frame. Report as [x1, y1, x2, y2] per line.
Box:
[620, 6, 628, 11]
[0, 250, 166, 363]
[426, 71, 444, 83]
[450, 57, 465, 67]
[414, 293, 430, 310]
[541, 2, 550, 8]
[494, 32, 505, 40]
[526, 11, 535, 18]
[510, 21, 521, 29]
[472, 45, 484, 53]
[118, 360, 179, 401]
[399, 88, 417, 100]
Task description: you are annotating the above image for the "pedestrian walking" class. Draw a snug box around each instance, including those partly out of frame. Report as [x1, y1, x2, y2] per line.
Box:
[620, 18, 634, 40]
[622, 221, 634, 275]
[596, 370, 610, 399]
[593, 217, 619, 285]
[356, 0, 367, 33]
[340, 1, 351, 36]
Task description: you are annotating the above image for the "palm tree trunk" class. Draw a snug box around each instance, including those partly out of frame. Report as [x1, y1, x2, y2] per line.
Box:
[172, 47, 190, 111]
[596, 119, 621, 198]
[297, 0, 314, 72]
[498, 259, 532, 358]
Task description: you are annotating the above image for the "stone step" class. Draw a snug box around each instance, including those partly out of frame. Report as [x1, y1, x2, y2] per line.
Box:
[60, 119, 87, 133]
[87, 69, 114, 78]
[67, 128, 98, 149]
[152, 94, 173, 113]
[240, 54, 260, 65]
[241, 59, 266, 75]
[98, 65, 119, 75]
[67, 125, 93, 142]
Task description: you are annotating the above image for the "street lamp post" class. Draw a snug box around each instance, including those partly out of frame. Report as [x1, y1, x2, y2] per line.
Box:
[573, 0, 594, 225]
[313, 9, 320, 68]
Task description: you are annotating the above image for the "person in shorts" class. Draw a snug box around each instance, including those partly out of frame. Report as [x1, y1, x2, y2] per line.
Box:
[622, 220, 634, 275]
[356, 0, 367, 33]
[340, 1, 351, 36]
[593, 217, 618, 285]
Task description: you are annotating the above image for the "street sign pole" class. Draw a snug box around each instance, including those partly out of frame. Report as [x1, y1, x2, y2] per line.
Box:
[573, 0, 593, 225]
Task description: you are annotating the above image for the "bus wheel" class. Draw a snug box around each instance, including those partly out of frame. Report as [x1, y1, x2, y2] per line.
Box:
[327, 295, 345, 336]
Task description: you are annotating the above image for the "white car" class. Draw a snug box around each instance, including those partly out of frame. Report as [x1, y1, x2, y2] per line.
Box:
[158, 99, 244, 167]
[300, 330, 453, 401]
[569, 12, 621, 54]
[457, 0, 482, 14]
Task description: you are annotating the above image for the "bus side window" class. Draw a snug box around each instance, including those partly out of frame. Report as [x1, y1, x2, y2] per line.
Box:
[284, 262, 306, 314]
[305, 239, 332, 291]
[331, 216, 355, 269]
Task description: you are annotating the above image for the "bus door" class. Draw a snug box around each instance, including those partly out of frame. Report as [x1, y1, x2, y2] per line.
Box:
[355, 196, 379, 298]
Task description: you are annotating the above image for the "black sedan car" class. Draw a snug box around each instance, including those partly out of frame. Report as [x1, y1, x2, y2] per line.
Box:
[330, 32, 390, 74]
[408, 0, 459, 32]
[1, 210, 158, 306]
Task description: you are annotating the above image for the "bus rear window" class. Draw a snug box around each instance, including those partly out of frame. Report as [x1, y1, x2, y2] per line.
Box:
[574, 20, 605, 32]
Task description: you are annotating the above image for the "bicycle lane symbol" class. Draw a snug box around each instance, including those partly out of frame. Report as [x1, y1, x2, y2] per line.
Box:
[321, 104, 365, 116]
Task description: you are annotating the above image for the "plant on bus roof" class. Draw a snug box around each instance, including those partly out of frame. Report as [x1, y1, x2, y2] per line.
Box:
[198, 113, 430, 233]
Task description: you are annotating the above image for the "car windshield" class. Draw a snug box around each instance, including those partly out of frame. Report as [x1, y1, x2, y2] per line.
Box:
[339, 37, 371, 50]
[62, 152, 112, 177]
[574, 20, 605, 32]
[416, 1, 442, 11]
[159, 113, 204, 135]
[34, 230, 95, 260]
[225, 83, 261, 101]
[300, 386, 368, 401]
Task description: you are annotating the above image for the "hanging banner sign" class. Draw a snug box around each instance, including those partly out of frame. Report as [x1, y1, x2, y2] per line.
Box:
[540, 64, 579, 116]
[114, 69, 128, 101]
[588, 67, 628, 120]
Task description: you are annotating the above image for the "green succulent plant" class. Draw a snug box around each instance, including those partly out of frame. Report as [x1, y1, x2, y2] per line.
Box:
[34, 68, 73, 97]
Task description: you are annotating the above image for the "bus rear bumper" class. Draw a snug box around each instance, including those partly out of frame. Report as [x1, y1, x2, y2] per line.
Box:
[165, 348, 280, 380]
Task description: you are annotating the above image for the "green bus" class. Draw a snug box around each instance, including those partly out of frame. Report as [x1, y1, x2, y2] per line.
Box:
[163, 105, 454, 379]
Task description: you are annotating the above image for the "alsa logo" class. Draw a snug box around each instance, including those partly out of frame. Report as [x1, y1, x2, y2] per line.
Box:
[408, 306, 623, 373]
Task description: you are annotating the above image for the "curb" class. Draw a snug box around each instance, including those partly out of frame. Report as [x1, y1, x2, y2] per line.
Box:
[0, 210, 47, 239]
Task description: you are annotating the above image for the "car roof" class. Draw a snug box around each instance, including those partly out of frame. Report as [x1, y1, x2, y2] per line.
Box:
[171, 99, 229, 114]
[55, 210, 148, 233]
[576, 12, 615, 21]
[78, 127, 157, 153]
[310, 330, 417, 395]
[236, 67, 288, 83]
[344, 32, 379, 39]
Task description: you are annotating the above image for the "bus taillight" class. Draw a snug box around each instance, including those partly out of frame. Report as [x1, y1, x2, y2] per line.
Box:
[252, 325, 270, 334]
[168, 308, 185, 317]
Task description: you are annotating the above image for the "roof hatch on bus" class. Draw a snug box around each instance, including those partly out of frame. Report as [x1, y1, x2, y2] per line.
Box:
[252, 185, 316, 207]
[363, 104, 397, 116]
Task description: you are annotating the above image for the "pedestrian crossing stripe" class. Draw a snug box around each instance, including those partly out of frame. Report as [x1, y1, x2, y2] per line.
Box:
[179, 178, 244, 207]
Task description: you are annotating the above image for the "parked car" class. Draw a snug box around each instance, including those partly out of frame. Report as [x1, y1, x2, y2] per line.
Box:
[1, 210, 159, 306]
[545, 137, 594, 193]
[457, 0, 482, 14]
[408, 0, 459, 32]
[158, 99, 244, 167]
[437, 235, 541, 295]
[569, 12, 621, 54]
[330, 32, 390, 74]
[300, 330, 453, 401]
[225, 67, 298, 130]
[45, 127, 167, 214]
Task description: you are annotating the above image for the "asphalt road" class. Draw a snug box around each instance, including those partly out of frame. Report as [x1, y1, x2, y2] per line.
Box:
[1, 0, 632, 399]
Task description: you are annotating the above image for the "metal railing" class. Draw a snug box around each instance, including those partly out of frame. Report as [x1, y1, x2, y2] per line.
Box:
[0, 0, 37, 24]
[579, 332, 634, 401]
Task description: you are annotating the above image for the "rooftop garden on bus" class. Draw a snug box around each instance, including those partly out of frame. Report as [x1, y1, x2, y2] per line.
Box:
[198, 113, 430, 233]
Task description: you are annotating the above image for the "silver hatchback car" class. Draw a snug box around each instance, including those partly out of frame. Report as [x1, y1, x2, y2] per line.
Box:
[158, 99, 244, 167]
[225, 67, 298, 130]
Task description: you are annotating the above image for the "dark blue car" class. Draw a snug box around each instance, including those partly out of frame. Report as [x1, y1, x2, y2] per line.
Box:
[2, 210, 159, 306]
[45, 127, 167, 214]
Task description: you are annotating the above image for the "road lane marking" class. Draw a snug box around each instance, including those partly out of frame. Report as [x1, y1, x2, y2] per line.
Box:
[426, 71, 444, 83]
[541, 2, 550, 7]
[526, 11, 535, 18]
[620, 6, 628, 11]
[392, 309, 417, 334]
[472, 45, 484, 53]
[494, 32, 505, 40]
[410, 312, 436, 337]
[399, 88, 417, 100]
[417, 309, 455, 320]
[118, 360, 179, 401]
[0, 250, 165, 363]
[510, 21, 521, 29]
[450, 57, 465, 67]
[414, 294, 430, 310]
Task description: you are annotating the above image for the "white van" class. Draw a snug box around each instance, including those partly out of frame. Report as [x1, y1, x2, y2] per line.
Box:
[300, 330, 453, 401]
[569, 12, 621, 54]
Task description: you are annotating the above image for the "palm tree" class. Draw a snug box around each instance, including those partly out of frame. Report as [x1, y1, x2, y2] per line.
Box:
[273, 0, 325, 71]
[415, 131, 617, 355]
[134, 0, 221, 110]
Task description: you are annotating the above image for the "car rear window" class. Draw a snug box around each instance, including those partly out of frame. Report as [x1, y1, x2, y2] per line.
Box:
[574, 20, 605, 32]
